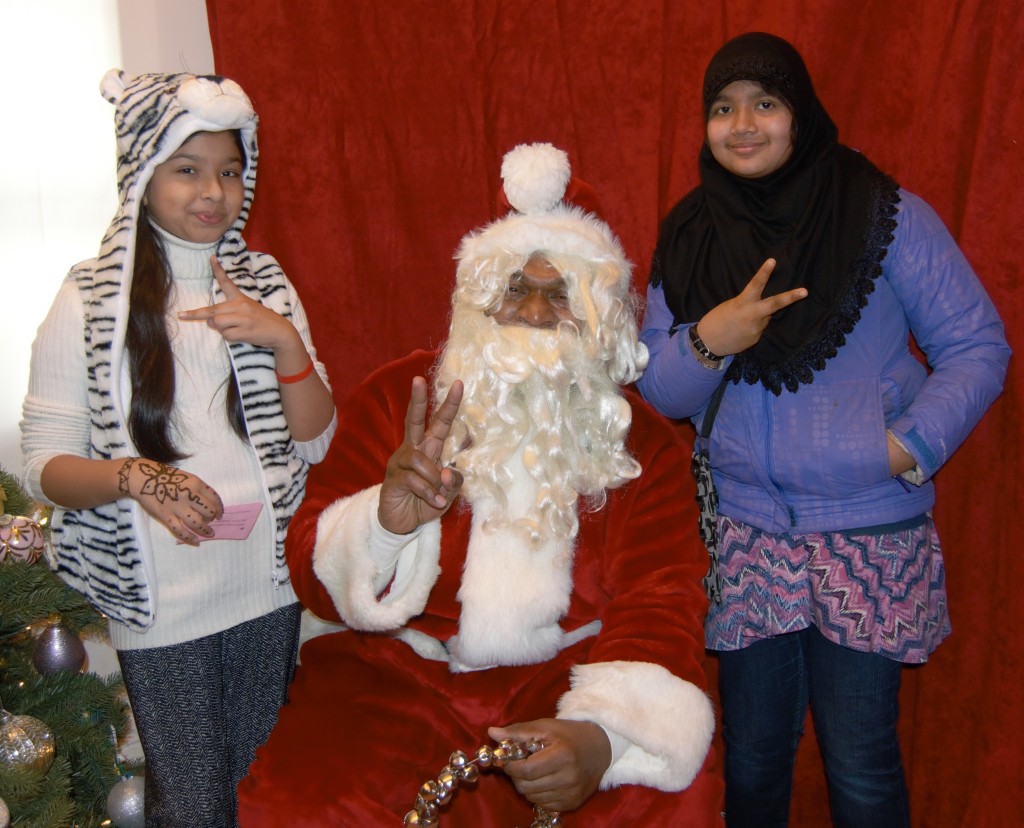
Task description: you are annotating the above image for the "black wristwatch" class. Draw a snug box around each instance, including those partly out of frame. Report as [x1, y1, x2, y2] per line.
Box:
[688, 325, 724, 369]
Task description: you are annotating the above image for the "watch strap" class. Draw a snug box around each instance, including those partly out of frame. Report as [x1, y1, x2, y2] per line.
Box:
[688, 325, 724, 367]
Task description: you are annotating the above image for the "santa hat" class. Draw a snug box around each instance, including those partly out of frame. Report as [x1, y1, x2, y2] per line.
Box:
[455, 143, 629, 274]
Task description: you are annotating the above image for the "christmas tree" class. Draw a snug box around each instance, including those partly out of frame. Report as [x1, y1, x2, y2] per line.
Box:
[0, 467, 143, 827]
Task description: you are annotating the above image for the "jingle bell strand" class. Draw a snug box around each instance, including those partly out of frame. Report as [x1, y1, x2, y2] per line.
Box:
[404, 738, 562, 827]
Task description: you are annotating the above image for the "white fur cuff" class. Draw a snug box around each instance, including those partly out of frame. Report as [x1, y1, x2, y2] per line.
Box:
[311, 485, 442, 630]
[557, 660, 715, 792]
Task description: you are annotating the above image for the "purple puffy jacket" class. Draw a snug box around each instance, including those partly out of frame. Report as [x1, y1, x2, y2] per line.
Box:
[638, 191, 1010, 534]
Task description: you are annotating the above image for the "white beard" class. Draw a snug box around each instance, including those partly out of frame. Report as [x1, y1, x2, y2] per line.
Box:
[434, 306, 640, 547]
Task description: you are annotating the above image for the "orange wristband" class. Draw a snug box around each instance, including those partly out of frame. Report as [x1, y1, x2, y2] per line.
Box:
[275, 359, 314, 384]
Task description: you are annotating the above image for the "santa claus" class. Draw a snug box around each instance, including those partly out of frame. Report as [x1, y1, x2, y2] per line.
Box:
[238, 143, 723, 826]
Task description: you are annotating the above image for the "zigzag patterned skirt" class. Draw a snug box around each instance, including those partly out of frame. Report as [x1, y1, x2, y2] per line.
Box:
[704, 513, 950, 664]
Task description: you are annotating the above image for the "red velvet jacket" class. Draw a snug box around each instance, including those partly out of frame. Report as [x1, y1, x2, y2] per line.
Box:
[240, 349, 724, 826]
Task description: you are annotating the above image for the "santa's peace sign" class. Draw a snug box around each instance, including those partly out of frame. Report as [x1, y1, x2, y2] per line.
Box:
[379, 377, 465, 535]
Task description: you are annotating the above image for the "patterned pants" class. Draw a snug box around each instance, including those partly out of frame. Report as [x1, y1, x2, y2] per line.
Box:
[117, 603, 301, 828]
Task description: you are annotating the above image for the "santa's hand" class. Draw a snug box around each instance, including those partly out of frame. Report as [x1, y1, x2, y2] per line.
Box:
[695, 257, 808, 357]
[487, 719, 611, 813]
[118, 457, 224, 546]
[378, 377, 464, 535]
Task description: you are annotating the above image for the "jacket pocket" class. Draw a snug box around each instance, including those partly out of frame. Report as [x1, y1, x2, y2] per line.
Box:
[769, 375, 892, 497]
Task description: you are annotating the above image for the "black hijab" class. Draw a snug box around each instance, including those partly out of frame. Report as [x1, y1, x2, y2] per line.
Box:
[651, 32, 899, 394]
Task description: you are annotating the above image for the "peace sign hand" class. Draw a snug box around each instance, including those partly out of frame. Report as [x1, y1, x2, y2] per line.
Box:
[178, 256, 303, 357]
[378, 377, 464, 535]
[695, 258, 809, 357]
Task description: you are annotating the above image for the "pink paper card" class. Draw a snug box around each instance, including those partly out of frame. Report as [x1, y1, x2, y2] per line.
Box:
[202, 502, 263, 541]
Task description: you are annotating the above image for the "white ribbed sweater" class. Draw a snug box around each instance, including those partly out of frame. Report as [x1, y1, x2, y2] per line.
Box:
[21, 227, 334, 648]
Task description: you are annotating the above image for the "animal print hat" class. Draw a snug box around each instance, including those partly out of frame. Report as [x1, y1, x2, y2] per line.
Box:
[94, 70, 264, 408]
[99, 69, 258, 255]
[53, 72, 302, 632]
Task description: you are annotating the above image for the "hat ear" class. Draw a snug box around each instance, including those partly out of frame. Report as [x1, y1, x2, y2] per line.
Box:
[99, 68, 128, 105]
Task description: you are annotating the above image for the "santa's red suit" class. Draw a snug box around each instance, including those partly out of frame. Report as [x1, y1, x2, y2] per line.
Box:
[238, 350, 724, 826]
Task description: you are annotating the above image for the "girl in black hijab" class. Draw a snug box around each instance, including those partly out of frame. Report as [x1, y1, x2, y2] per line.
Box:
[654, 31, 899, 395]
[638, 32, 1009, 827]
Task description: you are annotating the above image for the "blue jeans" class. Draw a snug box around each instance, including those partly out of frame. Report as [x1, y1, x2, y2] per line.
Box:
[717, 625, 909, 828]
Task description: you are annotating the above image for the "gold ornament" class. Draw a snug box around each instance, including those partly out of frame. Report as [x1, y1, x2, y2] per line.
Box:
[0, 708, 56, 774]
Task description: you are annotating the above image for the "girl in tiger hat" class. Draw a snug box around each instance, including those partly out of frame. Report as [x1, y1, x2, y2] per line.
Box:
[21, 69, 336, 825]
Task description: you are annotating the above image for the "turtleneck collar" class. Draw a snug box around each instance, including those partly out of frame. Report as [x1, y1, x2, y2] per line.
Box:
[150, 220, 220, 282]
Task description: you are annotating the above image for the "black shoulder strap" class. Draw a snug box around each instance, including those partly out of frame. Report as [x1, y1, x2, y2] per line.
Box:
[698, 378, 730, 440]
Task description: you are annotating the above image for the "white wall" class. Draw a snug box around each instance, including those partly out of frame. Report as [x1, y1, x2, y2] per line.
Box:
[0, 0, 215, 762]
[0, 0, 214, 481]
[117, 0, 216, 78]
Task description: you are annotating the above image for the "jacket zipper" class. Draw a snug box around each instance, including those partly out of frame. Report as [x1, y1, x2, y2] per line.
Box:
[761, 388, 797, 527]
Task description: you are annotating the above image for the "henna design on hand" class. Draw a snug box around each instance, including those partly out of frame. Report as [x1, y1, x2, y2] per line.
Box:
[134, 461, 190, 504]
[117, 457, 137, 496]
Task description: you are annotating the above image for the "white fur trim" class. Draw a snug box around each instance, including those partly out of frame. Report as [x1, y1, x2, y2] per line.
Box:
[557, 661, 715, 792]
[456, 142, 627, 269]
[456, 203, 628, 271]
[446, 450, 575, 669]
[447, 504, 573, 669]
[501, 143, 571, 214]
[312, 485, 441, 630]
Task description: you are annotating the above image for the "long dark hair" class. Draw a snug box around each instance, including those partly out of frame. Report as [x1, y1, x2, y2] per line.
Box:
[126, 212, 247, 462]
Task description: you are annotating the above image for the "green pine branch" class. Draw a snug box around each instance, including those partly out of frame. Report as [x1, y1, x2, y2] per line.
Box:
[2, 465, 141, 826]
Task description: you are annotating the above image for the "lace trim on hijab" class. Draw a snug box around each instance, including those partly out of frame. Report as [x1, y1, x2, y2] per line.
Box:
[703, 58, 795, 113]
[729, 175, 900, 395]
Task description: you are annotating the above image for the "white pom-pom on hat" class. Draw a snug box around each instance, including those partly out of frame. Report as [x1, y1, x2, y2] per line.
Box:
[501, 143, 571, 215]
[456, 141, 629, 277]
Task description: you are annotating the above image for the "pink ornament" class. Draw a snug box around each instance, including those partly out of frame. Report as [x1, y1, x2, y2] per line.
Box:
[0, 515, 46, 565]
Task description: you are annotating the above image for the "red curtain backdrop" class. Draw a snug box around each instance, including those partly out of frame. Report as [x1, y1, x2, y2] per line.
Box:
[206, 2, 1022, 824]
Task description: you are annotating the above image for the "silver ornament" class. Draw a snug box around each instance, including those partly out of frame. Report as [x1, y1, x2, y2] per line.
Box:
[107, 775, 145, 828]
[31, 623, 86, 675]
[0, 709, 55, 774]
[492, 745, 511, 767]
